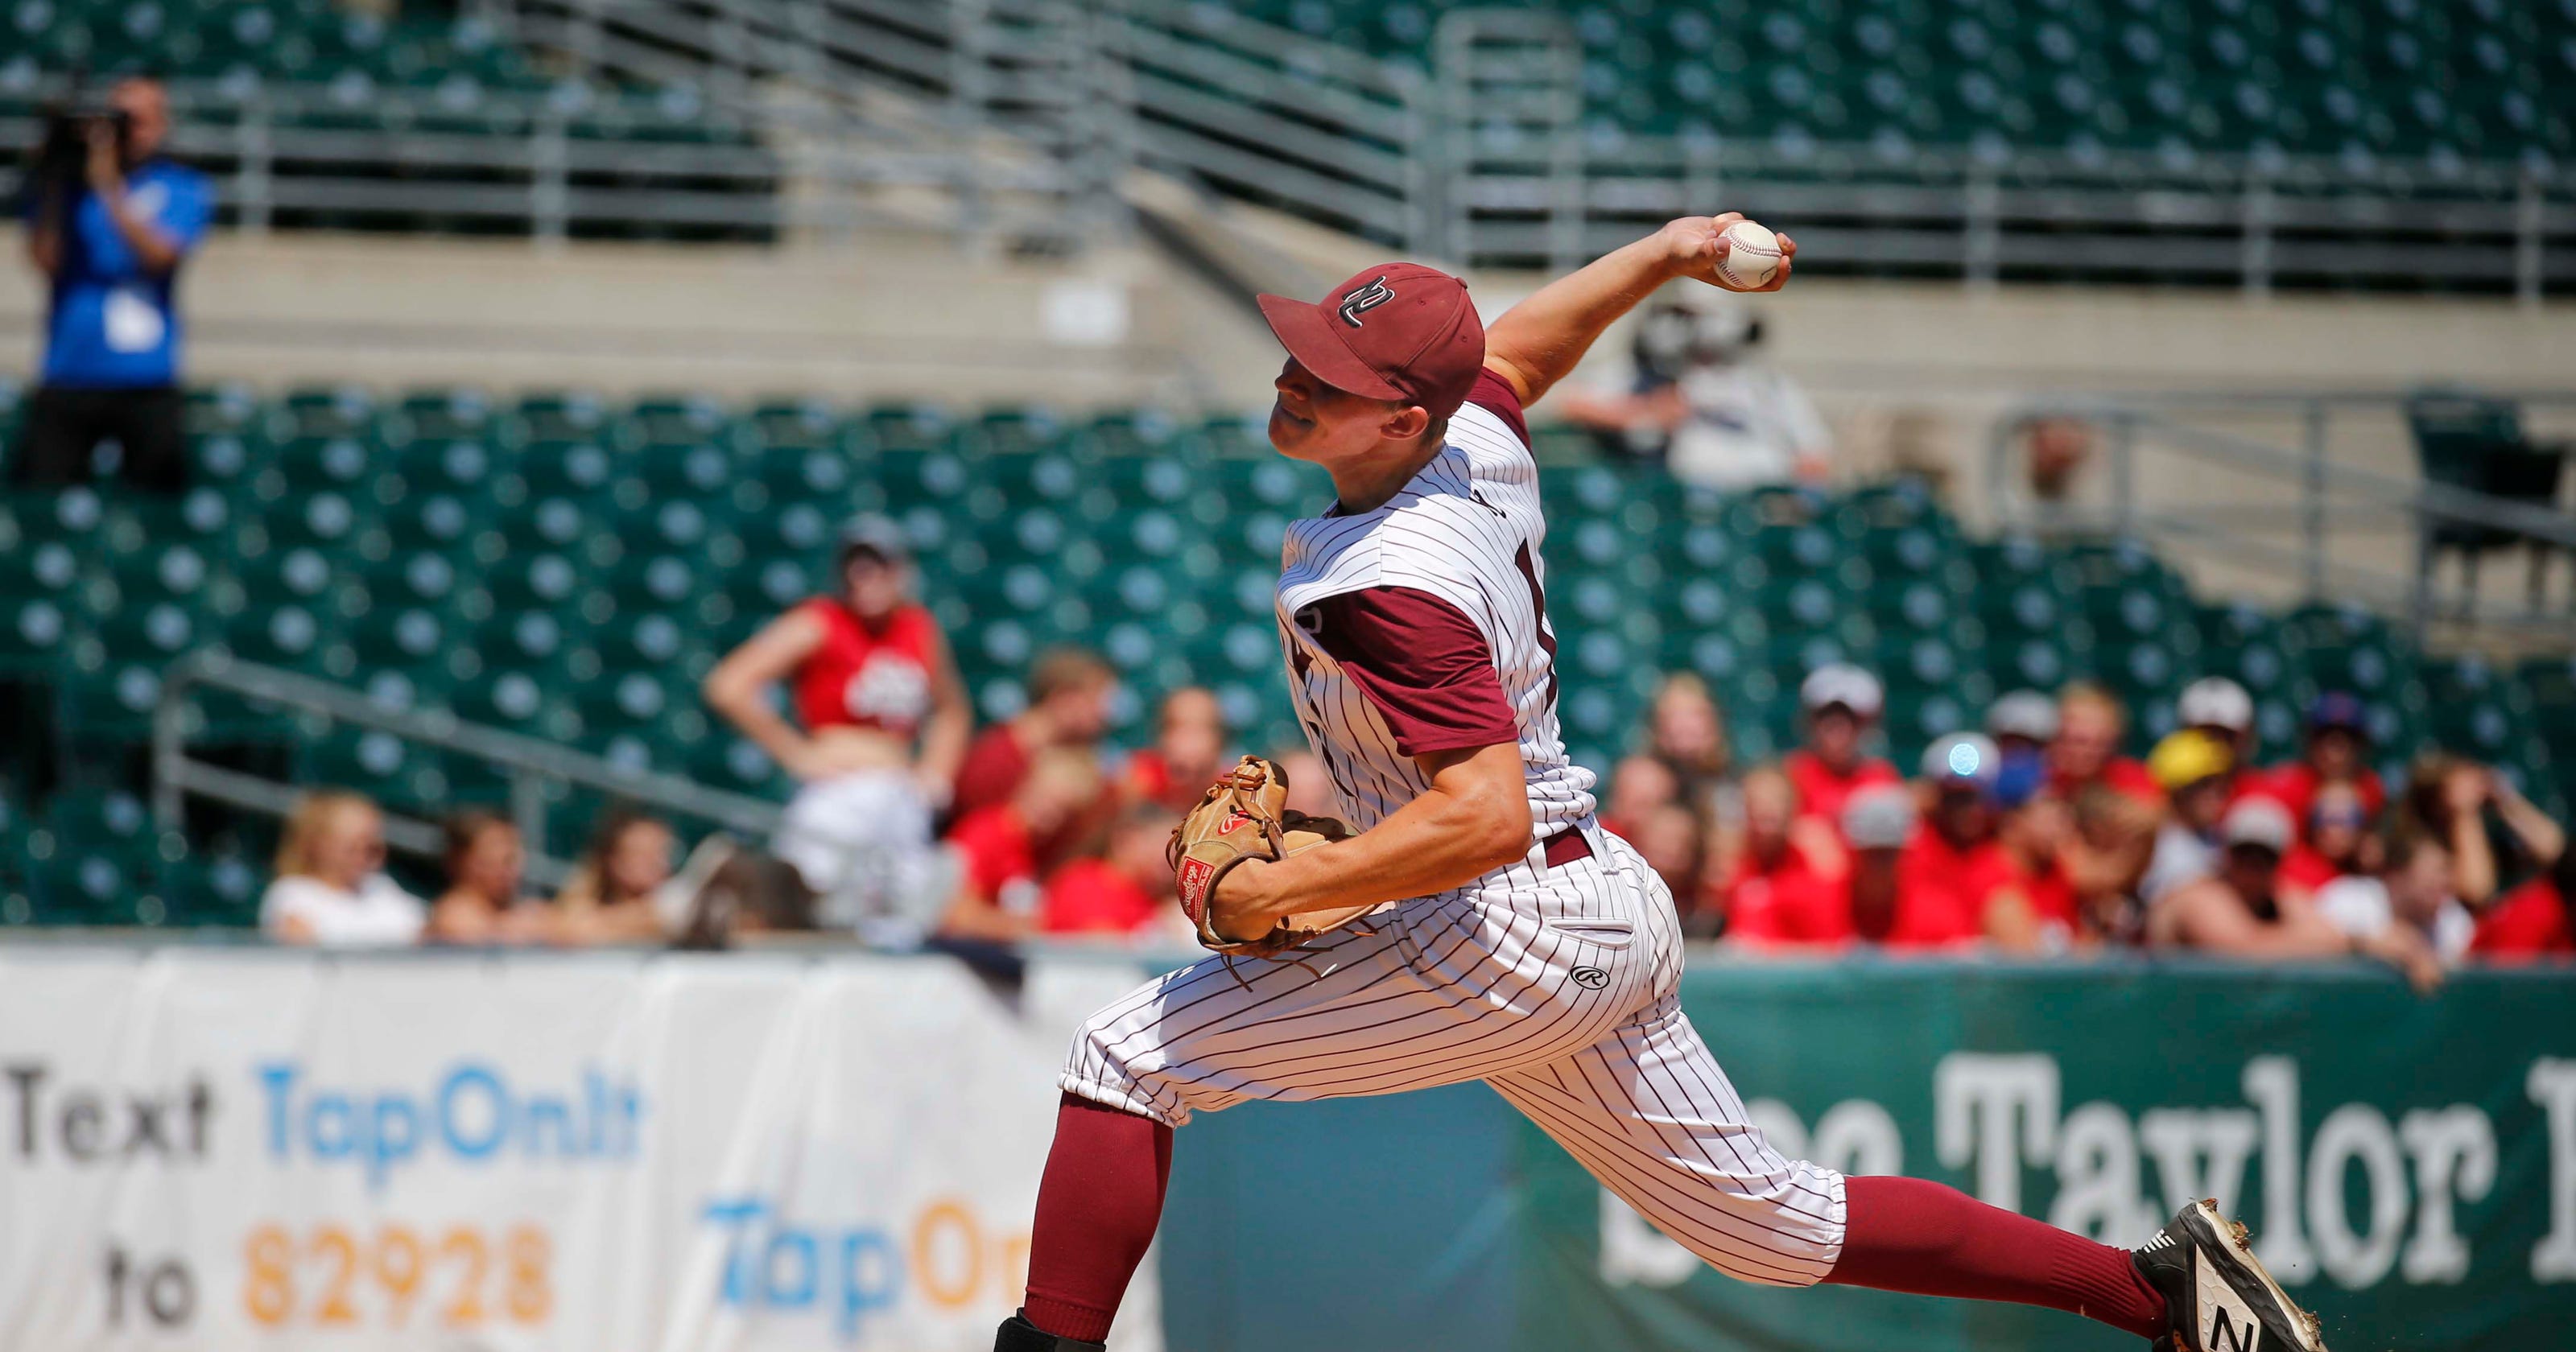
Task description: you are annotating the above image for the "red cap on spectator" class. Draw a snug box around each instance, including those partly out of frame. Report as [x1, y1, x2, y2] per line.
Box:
[1257, 262, 1486, 423]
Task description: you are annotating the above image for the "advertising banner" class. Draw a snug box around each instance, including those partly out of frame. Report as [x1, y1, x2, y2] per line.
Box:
[1510, 962, 2576, 1352]
[0, 947, 1159, 1352]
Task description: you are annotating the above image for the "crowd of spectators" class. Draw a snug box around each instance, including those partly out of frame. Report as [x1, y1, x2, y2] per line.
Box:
[1603, 664, 2574, 987]
[254, 504, 2573, 981]
[259, 793, 691, 950]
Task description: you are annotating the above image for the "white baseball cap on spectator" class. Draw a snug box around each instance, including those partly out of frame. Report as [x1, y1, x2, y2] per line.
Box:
[2219, 797, 2294, 855]
[1985, 689, 2060, 744]
[2178, 677, 2255, 736]
[1843, 784, 1918, 850]
[1921, 732, 2002, 788]
[1800, 664, 1884, 720]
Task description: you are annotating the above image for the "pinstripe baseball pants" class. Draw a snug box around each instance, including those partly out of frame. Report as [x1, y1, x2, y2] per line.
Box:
[1061, 823, 1849, 1287]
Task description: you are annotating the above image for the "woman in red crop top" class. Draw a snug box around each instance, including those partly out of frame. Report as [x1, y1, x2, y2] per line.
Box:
[703, 515, 972, 938]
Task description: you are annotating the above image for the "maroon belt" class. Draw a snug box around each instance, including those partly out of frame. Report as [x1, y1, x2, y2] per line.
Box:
[1542, 829, 1593, 869]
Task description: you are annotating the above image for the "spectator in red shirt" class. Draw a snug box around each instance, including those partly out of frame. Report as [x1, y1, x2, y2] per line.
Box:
[1839, 783, 1917, 946]
[950, 647, 1118, 824]
[1043, 805, 1184, 938]
[704, 514, 972, 937]
[2244, 692, 2386, 830]
[1124, 686, 1232, 815]
[941, 748, 1104, 942]
[1992, 755, 2079, 945]
[2281, 782, 2375, 893]
[1722, 767, 1852, 949]
[2471, 847, 2575, 959]
[1888, 733, 2028, 950]
[1781, 663, 1899, 829]
[2046, 682, 2161, 807]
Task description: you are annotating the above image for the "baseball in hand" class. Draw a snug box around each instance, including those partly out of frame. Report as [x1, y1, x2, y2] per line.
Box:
[1715, 221, 1784, 290]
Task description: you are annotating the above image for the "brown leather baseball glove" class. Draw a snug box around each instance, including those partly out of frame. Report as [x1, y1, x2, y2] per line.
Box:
[1167, 755, 1368, 957]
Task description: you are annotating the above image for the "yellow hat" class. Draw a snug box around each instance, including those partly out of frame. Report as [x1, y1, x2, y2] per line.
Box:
[2148, 728, 2234, 791]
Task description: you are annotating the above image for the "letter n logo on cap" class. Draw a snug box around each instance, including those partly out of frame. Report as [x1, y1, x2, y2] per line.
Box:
[1337, 276, 1396, 328]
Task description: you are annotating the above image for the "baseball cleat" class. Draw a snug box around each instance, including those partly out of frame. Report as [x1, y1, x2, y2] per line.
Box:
[2132, 1199, 2327, 1352]
[993, 1313, 1106, 1352]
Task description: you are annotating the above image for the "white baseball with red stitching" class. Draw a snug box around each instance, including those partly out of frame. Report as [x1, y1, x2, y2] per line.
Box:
[1716, 220, 1781, 289]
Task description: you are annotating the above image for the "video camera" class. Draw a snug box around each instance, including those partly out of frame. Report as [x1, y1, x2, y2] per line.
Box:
[26, 72, 135, 208]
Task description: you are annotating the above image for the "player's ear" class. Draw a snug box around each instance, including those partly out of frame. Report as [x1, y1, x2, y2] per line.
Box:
[1380, 402, 1431, 443]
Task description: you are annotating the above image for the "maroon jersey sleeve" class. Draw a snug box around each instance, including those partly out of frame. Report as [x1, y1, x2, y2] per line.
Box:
[1308, 587, 1520, 756]
[1462, 368, 1530, 447]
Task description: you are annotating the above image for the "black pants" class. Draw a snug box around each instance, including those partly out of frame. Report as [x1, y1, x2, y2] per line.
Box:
[10, 384, 188, 493]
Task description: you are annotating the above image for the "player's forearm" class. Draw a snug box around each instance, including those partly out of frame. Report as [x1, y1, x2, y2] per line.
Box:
[1481, 233, 1680, 406]
[1234, 755, 1533, 920]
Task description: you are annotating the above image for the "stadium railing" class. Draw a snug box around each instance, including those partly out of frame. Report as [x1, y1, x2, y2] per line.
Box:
[150, 649, 783, 887]
[481, 0, 2575, 295]
[1984, 390, 2576, 646]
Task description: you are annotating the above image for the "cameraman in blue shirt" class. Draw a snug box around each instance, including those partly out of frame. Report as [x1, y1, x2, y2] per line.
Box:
[16, 75, 211, 493]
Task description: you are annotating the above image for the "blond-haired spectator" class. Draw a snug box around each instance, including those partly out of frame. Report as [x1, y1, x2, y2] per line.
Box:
[260, 791, 426, 947]
[2046, 682, 2161, 806]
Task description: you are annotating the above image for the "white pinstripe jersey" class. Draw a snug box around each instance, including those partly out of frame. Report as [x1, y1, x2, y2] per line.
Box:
[1274, 392, 1598, 849]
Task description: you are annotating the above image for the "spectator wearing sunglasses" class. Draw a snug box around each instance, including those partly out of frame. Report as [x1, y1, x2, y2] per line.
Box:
[260, 790, 426, 948]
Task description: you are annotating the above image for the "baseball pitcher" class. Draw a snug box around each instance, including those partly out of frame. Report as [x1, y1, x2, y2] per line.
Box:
[994, 216, 2326, 1352]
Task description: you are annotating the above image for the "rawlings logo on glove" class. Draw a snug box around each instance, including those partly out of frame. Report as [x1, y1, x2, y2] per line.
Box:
[1166, 755, 1366, 957]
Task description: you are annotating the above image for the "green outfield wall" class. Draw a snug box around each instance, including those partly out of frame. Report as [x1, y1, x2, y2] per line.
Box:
[1165, 960, 2576, 1352]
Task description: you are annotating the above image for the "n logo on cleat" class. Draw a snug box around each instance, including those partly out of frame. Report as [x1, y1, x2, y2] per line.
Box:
[2197, 1251, 2264, 1352]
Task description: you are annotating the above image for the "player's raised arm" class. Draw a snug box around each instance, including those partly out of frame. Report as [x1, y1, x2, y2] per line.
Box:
[1480, 213, 1797, 407]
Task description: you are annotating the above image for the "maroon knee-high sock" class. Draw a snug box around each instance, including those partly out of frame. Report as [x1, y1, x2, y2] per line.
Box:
[1021, 1094, 1174, 1343]
[1821, 1176, 2166, 1341]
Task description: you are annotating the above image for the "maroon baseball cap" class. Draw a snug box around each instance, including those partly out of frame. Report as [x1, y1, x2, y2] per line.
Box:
[1257, 262, 1486, 423]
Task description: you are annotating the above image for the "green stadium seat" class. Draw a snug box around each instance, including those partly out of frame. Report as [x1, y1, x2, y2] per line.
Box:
[510, 443, 617, 501]
[346, 600, 456, 670]
[518, 393, 614, 446]
[279, 385, 379, 441]
[158, 850, 263, 928]
[865, 403, 956, 457]
[219, 600, 355, 678]
[688, 734, 790, 800]
[394, 387, 513, 446]
[190, 429, 274, 495]
[628, 393, 741, 449]
[751, 398, 849, 453]
[295, 723, 449, 810]
[245, 489, 380, 559]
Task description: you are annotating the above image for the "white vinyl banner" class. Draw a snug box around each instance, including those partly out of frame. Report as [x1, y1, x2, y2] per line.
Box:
[0, 948, 1162, 1352]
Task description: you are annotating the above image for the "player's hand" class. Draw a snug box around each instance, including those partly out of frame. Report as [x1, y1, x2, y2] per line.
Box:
[1656, 213, 1796, 293]
[1206, 857, 1278, 940]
